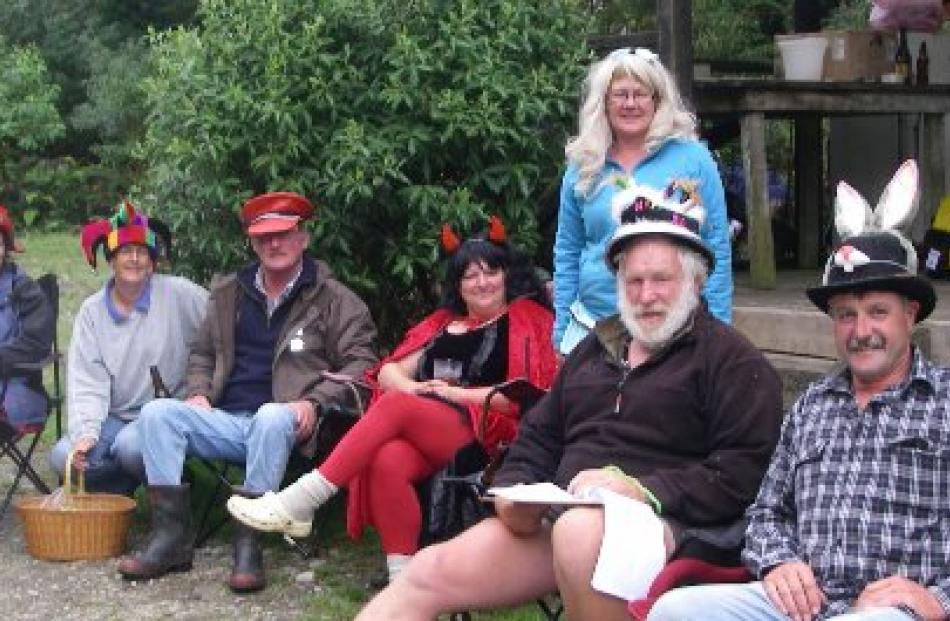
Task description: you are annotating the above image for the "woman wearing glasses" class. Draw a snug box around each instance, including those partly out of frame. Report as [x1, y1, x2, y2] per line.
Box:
[553, 48, 732, 355]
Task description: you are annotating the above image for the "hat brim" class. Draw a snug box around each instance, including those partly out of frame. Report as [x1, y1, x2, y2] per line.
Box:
[606, 222, 715, 272]
[806, 274, 936, 323]
[247, 216, 301, 236]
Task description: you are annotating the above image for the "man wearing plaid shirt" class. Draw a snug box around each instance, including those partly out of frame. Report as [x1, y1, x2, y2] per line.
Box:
[649, 161, 950, 621]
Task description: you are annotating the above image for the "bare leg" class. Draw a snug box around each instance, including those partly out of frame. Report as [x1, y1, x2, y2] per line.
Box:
[356, 516, 557, 621]
[552, 507, 676, 621]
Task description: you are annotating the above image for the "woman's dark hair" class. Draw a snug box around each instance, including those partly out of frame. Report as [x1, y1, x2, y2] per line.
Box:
[439, 237, 550, 315]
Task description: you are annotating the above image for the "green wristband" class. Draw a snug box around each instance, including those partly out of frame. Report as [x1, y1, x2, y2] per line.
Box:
[602, 465, 662, 515]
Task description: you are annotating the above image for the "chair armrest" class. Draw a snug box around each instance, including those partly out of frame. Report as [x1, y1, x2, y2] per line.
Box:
[6, 352, 56, 373]
[479, 377, 546, 443]
[319, 371, 371, 416]
[627, 559, 752, 620]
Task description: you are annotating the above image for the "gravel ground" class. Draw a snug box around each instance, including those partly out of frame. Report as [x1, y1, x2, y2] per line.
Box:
[0, 444, 359, 621]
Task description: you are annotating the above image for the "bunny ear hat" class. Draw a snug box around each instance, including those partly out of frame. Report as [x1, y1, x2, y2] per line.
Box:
[806, 159, 936, 322]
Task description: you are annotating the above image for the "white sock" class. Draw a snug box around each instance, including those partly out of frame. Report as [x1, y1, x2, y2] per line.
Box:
[386, 554, 412, 583]
[276, 470, 338, 522]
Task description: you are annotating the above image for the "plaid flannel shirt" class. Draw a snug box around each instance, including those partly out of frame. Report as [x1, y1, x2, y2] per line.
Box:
[743, 348, 950, 620]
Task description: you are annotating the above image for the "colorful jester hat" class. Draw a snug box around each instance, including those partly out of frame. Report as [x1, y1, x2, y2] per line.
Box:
[806, 159, 935, 323]
[605, 178, 713, 271]
[80, 200, 172, 269]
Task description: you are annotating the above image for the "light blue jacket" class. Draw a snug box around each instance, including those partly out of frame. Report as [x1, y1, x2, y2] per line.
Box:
[552, 138, 733, 348]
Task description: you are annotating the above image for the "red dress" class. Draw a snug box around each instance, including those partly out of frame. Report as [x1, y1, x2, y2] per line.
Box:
[345, 297, 558, 541]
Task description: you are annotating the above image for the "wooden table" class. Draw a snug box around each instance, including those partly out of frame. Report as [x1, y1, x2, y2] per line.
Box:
[694, 78, 950, 288]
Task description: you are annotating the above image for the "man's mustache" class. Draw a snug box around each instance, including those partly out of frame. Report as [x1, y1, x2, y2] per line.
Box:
[846, 334, 885, 352]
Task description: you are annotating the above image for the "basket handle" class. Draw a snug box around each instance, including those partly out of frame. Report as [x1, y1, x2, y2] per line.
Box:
[63, 449, 87, 496]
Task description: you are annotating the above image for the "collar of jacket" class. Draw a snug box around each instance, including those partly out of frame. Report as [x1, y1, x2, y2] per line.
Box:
[594, 308, 699, 367]
[235, 253, 318, 304]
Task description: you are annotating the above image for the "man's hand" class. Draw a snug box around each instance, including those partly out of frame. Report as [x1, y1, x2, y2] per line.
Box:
[494, 498, 547, 536]
[185, 394, 212, 410]
[287, 400, 316, 442]
[762, 561, 825, 621]
[567, 467, 646, 503]
[70, 436, 97, 471]
[854, 576, 946, 621]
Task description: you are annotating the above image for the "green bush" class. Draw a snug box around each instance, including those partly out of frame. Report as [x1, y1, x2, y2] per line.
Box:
[136, 0, 590, 345]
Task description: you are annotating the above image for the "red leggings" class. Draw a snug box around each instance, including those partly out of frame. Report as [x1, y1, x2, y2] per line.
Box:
[319, 391, 475, 554]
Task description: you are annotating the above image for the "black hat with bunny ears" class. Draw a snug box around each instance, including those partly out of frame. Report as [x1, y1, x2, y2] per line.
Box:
[806, 159, 935, 323]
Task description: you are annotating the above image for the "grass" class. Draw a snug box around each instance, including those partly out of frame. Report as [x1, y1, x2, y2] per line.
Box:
[16, 230, 549, 620]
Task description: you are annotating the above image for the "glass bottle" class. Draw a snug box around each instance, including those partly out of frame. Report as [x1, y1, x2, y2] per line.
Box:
[916, 41, 929, 87]
[895, 28, 912, 85]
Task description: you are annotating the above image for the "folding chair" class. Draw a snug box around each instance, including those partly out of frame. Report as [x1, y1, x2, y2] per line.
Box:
[35, 274, 64, 439]
[417, 377, 560, 621]
[0, 386, 51, 520]
[191, 371, 368, 547]
[0, 272, 60, 520]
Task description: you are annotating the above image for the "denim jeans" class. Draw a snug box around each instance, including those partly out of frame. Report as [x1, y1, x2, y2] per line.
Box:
[138, 398, 297, 493]
[647, 582, 917, 621]
[49, 415, 144, 495]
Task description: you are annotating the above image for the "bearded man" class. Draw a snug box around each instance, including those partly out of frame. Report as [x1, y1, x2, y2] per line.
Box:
[356, 185, 784, 621]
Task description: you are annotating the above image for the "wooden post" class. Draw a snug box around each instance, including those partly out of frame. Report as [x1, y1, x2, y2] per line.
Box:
[795, 116, 823, 268]
[657, 0, 693, 104]
[741, 113, 777, 288]
[912, 113, 947, 242]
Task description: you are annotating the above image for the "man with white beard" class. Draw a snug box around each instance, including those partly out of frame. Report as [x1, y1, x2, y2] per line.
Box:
[356, 185, 784, 621]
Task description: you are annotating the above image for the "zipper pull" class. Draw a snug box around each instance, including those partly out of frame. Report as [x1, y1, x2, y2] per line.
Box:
[614, 366, 631, 415]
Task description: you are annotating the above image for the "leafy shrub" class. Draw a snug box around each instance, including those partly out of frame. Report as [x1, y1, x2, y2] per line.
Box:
[136, 0, 590, 344]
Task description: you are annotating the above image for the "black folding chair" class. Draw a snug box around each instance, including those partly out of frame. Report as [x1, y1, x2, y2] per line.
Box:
[418, 377, 563, 621]
[0, 273, 61, 520]
[35, 274, 64, 439]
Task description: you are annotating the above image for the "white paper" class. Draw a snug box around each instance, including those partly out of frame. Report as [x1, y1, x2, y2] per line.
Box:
[589, 487, 666, 601]
[484, 482, 603, 506]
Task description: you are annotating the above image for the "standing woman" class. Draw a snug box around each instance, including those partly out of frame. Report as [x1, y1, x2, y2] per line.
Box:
[553, 47, 731, 355]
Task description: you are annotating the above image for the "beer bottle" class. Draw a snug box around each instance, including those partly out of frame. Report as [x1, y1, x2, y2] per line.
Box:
[895, 28, 912, 85]
[917, 41, 929, 87]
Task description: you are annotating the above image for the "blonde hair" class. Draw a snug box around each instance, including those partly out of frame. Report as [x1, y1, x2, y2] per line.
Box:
[565, 49, 697, 197]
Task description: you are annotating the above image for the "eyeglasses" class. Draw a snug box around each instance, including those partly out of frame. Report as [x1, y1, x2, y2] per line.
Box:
[608, 89, 654, 104]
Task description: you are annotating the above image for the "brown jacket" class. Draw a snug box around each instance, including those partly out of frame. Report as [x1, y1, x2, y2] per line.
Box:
[185, 256, 378, 457]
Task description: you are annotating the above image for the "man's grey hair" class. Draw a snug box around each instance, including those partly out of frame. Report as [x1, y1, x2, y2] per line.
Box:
[616, 240, 709, 290]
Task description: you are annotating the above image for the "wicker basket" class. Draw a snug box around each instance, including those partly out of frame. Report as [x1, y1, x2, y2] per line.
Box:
[14, 450, 137, 561]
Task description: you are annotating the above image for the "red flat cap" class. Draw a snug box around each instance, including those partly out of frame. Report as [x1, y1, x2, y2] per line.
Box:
[241, 192, 315, 236]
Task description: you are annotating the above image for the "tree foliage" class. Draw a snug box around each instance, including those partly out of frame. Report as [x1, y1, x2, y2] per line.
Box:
[693, 0, 789, 62]
[0, 38, 63, 153]
[138, 0, 590, 343]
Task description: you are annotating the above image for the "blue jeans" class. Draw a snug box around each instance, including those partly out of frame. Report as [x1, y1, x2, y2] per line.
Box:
[138, 398, 297, 493]
[647, 582, 917, 621]
[49, 415, 144, 495]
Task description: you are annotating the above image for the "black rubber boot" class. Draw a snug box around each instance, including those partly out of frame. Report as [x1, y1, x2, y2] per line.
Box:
[118, 484, 194, 580]
[227, 488, 266, 593]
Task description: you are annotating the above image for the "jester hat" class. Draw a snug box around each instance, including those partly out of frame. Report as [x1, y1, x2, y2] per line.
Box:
[605, 179, 713, 271]
[806, 160, 935, 323]
[80, 200, 171, 269]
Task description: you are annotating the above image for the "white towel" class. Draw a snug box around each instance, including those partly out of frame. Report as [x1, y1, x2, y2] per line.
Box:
[589, 487, 667, 601]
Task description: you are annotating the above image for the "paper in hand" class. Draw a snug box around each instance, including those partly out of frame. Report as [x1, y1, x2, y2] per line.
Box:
[484, 482, 603, 506]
